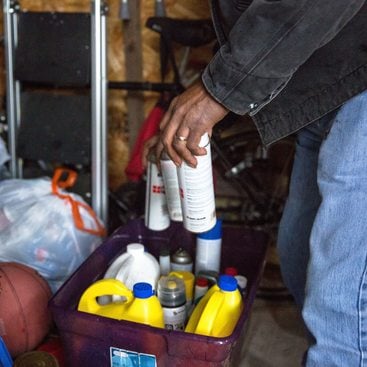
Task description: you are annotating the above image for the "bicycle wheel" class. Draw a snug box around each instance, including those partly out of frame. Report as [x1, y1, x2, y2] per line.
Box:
[211, 115, 295, 232]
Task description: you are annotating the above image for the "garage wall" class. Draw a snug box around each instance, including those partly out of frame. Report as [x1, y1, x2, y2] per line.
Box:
[0, 0, 212, 189]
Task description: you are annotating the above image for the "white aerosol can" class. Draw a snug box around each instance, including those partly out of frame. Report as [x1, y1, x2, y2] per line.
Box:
[144, 153, 170, 231]
[160, 152, 183, 222]
[177, 133, 216, 233]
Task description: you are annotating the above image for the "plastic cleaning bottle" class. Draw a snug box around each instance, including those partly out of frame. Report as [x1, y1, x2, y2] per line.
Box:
[78, 279, 133, 319]
[195, 219, 222, 275]
[121, 282, 164, 328]
[193, 277, 209, 305]
[159, 247, 171, 276]
[78, 280, 164, 328]
[224, 267, 248, 294]
[185, 274, 243, 338]
[103, 243, 160, 292]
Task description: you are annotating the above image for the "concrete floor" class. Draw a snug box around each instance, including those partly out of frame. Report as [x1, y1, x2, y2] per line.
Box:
[238, 296, 309, 367]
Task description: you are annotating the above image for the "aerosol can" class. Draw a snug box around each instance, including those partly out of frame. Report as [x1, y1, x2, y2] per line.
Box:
[177, 133, 216, 233]
[160, 151, 183, 222]
[144, 153, 170, 231]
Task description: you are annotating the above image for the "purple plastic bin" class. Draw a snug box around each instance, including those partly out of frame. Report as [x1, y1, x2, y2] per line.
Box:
[49, 219, 267, 367]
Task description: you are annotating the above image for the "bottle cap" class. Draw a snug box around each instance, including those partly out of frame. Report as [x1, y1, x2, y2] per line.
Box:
[218, 274, 237, 292]
[133, 282, 153, 299]
[236, 275, 248, 291]
[197, 219, 222, 240]
[127, 243, 144, 254]
[195, 277, 209, 287]
[224, 267, 238, 276]
[197, 270, 219, 286]
[159, 247, 170, 257]
[157, 276, 186, 307]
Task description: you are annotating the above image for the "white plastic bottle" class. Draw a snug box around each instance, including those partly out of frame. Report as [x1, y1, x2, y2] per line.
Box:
[177, 133, 216, 233]
[195, 219, 222, 275]
[159, 247, 171, 276]
[193, 276, 209, 305]
[103, 243, 160, 292]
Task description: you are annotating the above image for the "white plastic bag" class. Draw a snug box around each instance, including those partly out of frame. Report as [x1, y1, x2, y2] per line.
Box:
[0, 136, 10, 167]
[0, 168, 105, 292]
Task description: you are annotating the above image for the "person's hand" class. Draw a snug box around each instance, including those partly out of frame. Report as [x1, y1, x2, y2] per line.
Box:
[142, 135, 159, 169]
[156, 81, 229, 168]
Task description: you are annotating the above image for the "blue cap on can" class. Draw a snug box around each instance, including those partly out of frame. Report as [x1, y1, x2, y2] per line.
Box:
[218, 274, 238, 292]
[197, 219, 222, 240]
[133, 282, 153, 298]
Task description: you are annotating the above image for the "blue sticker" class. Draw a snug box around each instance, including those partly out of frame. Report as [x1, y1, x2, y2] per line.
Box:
[110, 347, 157, 367]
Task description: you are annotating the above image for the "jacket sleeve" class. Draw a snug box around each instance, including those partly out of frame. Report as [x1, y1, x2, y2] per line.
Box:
[202, 0, 365, 115]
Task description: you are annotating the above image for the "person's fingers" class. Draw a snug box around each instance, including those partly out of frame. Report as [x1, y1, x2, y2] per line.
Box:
[172, 135, 198, 168]
[185, 129, 209, 157]
[159, 97, 177, 131]
[142, 135, 159, 168]
[160, 104, 186, 166]
[155, 139, 165, 171]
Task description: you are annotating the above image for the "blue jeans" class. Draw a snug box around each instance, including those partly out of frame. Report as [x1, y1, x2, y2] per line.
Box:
[277, 89, 367, 366]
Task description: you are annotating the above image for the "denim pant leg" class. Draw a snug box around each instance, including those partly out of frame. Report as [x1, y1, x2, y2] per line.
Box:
[303, 90, 367, 366]
[277, 114, 334, 308]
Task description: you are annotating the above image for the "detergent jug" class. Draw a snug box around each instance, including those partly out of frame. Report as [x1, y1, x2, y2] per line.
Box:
[78, 278, 133, 319]
[103, 243, 160, 292]
[185, 274, 243, 338]
[121, 282, 164, 328]
[78, 280, 164, 328]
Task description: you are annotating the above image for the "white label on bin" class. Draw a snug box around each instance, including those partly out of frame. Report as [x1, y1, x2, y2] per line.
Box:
[110, 347, 157, 367]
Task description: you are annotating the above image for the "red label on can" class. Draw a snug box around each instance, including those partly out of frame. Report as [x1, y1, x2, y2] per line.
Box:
[152, 185, 165, 194]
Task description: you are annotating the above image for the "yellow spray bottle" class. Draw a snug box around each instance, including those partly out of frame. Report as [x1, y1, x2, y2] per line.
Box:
[185, 274, 243, 338]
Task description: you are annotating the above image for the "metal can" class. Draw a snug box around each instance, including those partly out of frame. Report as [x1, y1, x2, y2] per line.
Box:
[144, 154, 170, 231]
[14, 351, 59, 367]
[160, 151, 183, 222]
[177, 133, 216, 233]
[157, 275, 187, 330]
[170, 247, 193, 272]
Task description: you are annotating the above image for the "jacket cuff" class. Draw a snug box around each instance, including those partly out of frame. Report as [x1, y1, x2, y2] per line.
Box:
[202, 50, 291, 115]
